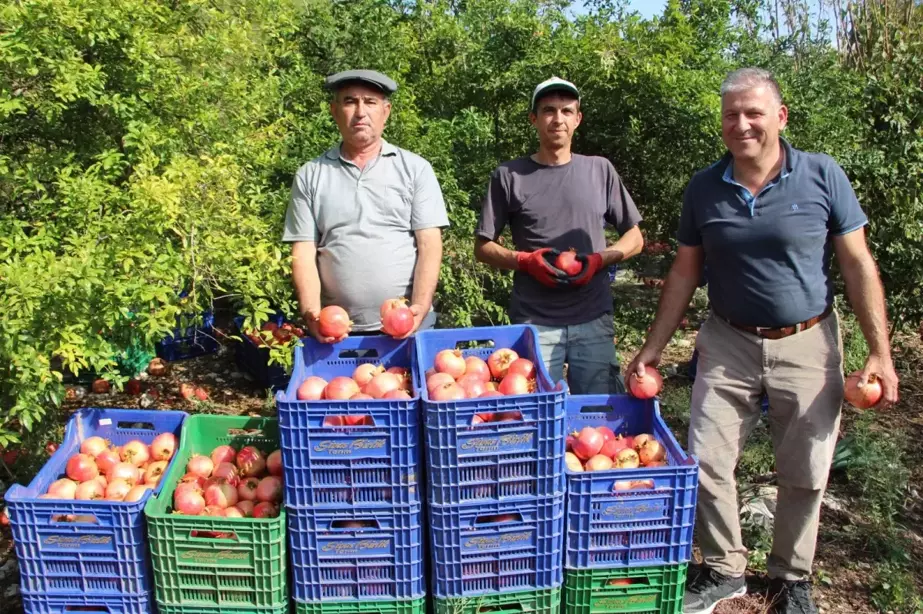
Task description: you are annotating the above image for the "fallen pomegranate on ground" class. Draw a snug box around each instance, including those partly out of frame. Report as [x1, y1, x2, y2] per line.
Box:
[172, 444, 282, 517]
[42, 432, 177, 502]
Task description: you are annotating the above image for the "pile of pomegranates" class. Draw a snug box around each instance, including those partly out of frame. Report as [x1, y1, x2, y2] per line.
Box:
[425, 348, 537, 401]
[295, 364, 413, 402]
[40, 432, 178, 502]
[565, 427, 667, 475]
[172, 445, 283, 518]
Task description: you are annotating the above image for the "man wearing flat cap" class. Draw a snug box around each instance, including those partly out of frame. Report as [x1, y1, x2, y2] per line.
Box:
[283, 69, 449, 341]
[475, 77, 645, 394]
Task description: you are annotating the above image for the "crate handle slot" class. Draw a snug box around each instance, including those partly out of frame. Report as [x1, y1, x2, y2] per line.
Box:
[605, 576, 649, 587]
[51, 513, 99, 524]
[116, 421, 155, 430]
[478, 605, 522, 613]
[330, 519, 380, 530]
[613, 479, 655, 491]
[337, 348, 380, 359]
[227, 428, 265, 436]
[454, 339, 496, 350]
[475, 512, 522, 525]
[63, 606, 113, 612]
[471, 410, 523, 425]
[579, 405, 614, 413]
[190, 530, 239, 540]
[322, 415, 375, 427]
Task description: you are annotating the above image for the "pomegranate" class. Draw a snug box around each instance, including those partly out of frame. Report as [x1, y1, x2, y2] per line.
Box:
[179, 473, 207, 490]
[66, 454, 99, 482]
[498, 373, 532, 396]
[572, 427, 604, 461]
[318, 306, 351, 338]
[492, 410, 523, 422]
[296, 376, 328, 401]
[210, 445, 237, 466]
[555, 249, 582, 275]
[203, 506, 226, 517]
[253, 502, 279, 519]
[187, 454, 215, 479]
[646, 460, 667, 467]
[223, 506, 245, 518]
[350, 392, 374, 400]
[487, 348, 519, 379]
[236, 446, 266, 477]
[255, 476, 283, 503]
[484, 381, 499, 392]
[238, 477, 260, 501]
[205, 481, 239, 508]
[434, 349, 466, 379]
[92, 379, 111, 394]
[463, 356, 491, 382]
[608, 578, 634, 586]
[566, 434, 575, 451]
[266, 450, 283, 477]
[844, 371, 883, 409]
[107, 462, 140, 486]
[426, 372, 455, 392]
[386, 367, 412, 391]
[175, 482, 204, 501]
[457, 374, 488, 398]
[638, 440, 666, 465]
[179, 383, 196, 400]
[586, 454, 614, 471]
[353, 364, 385, 388]
[596, 427, 616, 443]
[174, 489, 206, 515]
[124, 485, 151, 502]
[382, 304, 415, 337]
[80, 436, 109, 457]
[120, 440, 150, 467]
[383, 389, 412, 399]
[45, 442, 58, 455]
[600, 435, 631, 459]
[148, 358, 168, 376]
[324, 376, 360, 400]
[323, 416, 344, 427]
[565, 452, 584, 472]
[364, 372, 402, 399]
[479, 390, 502, 398]
[507, 358, 536, 381]
[380, 297, 408, 319]
[429, 382, 466, 401]
[47, 479, 78, 499]
[75, 480, 105, 500]
[342, 415, 369, 426]
[105, 479, 132, 501]
[150, 433, 176, 462]
[143, 460, 169, 486]
[93, 475, 108, 490]
[633, 434, 654, 450]
[236, 500, 255, 517]
[194, 387, 209, 401]
[614, 448, 641, 469]
[628, 369, 663, 399]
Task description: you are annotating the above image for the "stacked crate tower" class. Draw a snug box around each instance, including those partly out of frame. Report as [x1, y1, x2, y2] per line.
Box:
[276, 335, 427, 614]
[415, 325, 567, 614]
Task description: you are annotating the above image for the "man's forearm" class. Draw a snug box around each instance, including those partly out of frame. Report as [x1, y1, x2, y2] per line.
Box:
[643, 260, 700, 353]
[601, 226, 644, 267]
[411, 229, 443, 310]
[474, 237, 520, 271]
[842, 254, 891, 358]
[292, 242, 322, 318]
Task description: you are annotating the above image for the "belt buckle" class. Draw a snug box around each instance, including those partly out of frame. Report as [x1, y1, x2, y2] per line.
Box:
[754, 326, 767, 338]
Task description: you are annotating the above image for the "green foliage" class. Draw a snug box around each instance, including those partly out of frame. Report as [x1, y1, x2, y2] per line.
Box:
[1, 0, 921, 446]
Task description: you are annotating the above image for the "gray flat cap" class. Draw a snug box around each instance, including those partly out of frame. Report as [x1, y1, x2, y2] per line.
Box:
[324, 69, 398, 95]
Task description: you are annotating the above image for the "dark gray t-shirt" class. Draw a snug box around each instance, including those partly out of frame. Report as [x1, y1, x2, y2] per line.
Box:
[677, 139, 868, 327]
[476, 154, 642, 325]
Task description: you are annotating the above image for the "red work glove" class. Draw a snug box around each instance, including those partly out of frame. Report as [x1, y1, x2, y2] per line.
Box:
[515, 248, 569, 288]
[571, 253, 604, 285]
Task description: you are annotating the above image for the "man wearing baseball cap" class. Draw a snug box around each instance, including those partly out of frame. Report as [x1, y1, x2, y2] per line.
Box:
[475, 77, 645, 393]
[283, 69, 449, 341]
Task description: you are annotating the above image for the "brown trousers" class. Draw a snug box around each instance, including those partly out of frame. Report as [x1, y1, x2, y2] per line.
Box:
[688, 311, 844, 581]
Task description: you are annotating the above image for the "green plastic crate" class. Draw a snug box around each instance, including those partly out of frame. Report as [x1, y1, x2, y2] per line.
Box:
[563, 564, 687, 614]
[294, 597, 426, 614]
[434, 586, 562, 614]
[144, 414, 287, 609]
[157, 603, 289, 614]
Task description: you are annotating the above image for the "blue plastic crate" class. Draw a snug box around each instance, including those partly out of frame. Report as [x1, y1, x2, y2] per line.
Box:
[6, 408, 188, 596]
[564, 395, 698, 569]
[275, 335, 422, 510]
[428, 495, 565, 598]
[156, 311, 219, 361]
[233, 313, 292, 390]
[20, 590, 154, 614]
[413, 325, 566, 506]
[287, 503, 425, 602]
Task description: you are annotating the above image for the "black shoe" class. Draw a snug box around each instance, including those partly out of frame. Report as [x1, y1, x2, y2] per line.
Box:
[770, 579, 818, 614]
[683, 566, 747, 614]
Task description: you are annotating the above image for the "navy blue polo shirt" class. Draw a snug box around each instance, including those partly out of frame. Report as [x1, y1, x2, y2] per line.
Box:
[677, 139, 868, 327]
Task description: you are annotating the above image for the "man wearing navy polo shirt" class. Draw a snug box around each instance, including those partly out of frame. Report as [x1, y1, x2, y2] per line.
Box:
[627, 68, 899, 614]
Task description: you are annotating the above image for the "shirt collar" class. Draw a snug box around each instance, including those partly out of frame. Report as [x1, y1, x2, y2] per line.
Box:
[720, 137, 795, 184]
[325, 139, 398, 161]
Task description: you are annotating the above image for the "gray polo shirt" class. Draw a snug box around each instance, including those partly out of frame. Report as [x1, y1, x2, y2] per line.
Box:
[677, 138, 868, 327]
[283, 140, 449, 331]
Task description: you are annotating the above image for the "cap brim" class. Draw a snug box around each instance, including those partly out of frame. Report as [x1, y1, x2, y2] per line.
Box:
[325, 77, 395, 95]
[532, 84, 580, 109]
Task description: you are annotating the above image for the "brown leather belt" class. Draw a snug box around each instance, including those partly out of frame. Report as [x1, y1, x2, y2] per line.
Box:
[723, 306, 833, 340]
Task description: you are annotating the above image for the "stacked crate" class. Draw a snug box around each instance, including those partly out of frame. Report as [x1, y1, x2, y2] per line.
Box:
[275, 335, 426, 614]
[414, 325, 567, 614]
[144, 414, 288, 614]
[6, 408, 188, 614]
[562, 395, 699, 614]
